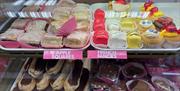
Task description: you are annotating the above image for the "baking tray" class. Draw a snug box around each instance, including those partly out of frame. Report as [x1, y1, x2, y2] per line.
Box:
[90, 3, 180, 52]
[0, 6, 92, 52]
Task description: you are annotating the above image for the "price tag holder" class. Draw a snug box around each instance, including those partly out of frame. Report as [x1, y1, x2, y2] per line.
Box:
[43, 50, 83, 60]
[88, 50, 127, 59]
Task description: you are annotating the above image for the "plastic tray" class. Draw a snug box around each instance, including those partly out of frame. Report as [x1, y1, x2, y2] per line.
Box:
[0, 8, 92, 52]
[90, 3, 180, 52]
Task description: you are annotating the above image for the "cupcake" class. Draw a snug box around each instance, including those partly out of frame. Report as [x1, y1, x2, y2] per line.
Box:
[139, 20, 155, 33]
[122, 62, 147, 79]
[126, 79, 155, 91]
[127, 32, 143, 49]
[36, 73, 50, 91]
[161, 29, 180, 48]
[108, 31, 127, 49]
[28, 58, 46, 78]
[46, 60, 64, 75]
[110, 0, 131, 12]
[64, 60, 83, 91]
[141, 29, 164, 48]
[152, 76, 179, 91]
[18, 73, 36, 91]
[50, 61, 73, 91]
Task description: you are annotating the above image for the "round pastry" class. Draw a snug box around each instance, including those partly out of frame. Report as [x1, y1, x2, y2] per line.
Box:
[127, 32, 143, 49]
[36, 73, 50, 91]
[127, 79, 155, 91]
[18, 73, 36, 91]
[122, 62, 147, 79]
[151, 76, 179, 91]
[161, 30, 180, 48]
[141, 29, 164, 48]
[139, 19, 154, 33]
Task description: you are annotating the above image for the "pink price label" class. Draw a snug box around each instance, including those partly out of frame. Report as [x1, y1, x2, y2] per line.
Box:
[88, 50, 127, 59]
[43, 50, 83, 59]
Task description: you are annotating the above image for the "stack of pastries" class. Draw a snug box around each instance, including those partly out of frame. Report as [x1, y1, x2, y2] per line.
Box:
[14, 58, 89, 91]
[0, 0, 90, 49]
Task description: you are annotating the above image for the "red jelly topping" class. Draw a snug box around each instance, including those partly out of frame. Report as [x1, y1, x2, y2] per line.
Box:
[93, 23, 105, 32]
[116, 0, 126, 4]
[165, 25, 177, 32]
[94, 9, 105, 19]
[93, 30, 109, 45]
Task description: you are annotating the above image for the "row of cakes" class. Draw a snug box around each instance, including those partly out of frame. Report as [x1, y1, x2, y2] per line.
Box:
[0, 0, 90, 49]
[90, 60, 179, 91]
[92, 1, 180, 49]
[13, 58, 89, 91]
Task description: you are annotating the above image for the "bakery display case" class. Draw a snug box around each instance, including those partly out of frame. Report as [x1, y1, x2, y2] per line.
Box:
[0, 0, 180, 91]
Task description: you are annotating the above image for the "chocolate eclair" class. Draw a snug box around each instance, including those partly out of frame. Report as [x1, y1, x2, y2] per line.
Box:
[64, 60, 83, 91]
[18, 73, 36, 91]
[46, 60, 64, 75]
[28, 58, 47, 78]
[51, 61, 73, 90]
[36, 73, 50, 91]
[75, 68, 89, 91]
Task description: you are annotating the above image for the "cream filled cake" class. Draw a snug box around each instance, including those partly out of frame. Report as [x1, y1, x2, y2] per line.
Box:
[108, 31, 127, 49]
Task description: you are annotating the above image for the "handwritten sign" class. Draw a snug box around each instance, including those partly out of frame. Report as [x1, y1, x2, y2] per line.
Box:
[43, 50, 83, 59]
[88, 50, 127, 59]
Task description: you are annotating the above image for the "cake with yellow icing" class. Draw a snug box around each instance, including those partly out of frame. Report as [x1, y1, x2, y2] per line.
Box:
[127, 32, 143, 49]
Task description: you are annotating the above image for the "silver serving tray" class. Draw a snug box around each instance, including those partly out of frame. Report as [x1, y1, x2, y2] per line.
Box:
[90, 3, 180, 52]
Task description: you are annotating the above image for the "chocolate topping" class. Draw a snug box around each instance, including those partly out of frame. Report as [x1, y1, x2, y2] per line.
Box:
[68, 60, 83, 85]
[20, 73, 33, 85]
[75, 68, 89, 91]
[99, 64, 119, 79]
[46, 60, 59, 71]
[125, 65, 144, 77]
[34, 58, 47, 72]
[129, 80, 150, 91]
